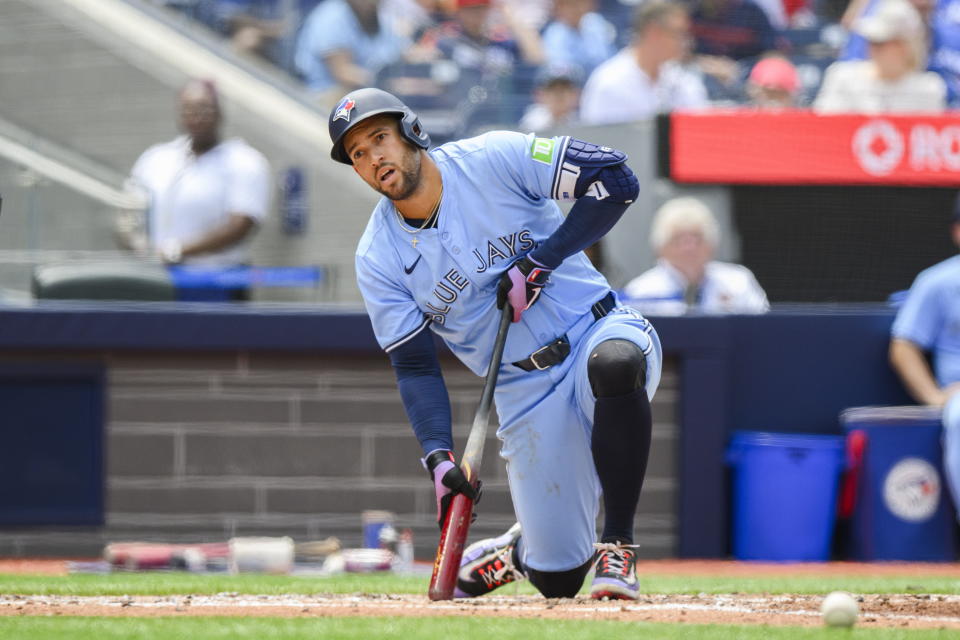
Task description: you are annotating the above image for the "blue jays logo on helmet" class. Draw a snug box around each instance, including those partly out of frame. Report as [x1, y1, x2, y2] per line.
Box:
[333, 98, 356, 123]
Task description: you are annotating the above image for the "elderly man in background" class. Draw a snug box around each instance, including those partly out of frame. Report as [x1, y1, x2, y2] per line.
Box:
[123, 79, 271, 300]
[580, 0, 707, 125]
[814, 0, 946, 112]
[622, 197, 769, 316]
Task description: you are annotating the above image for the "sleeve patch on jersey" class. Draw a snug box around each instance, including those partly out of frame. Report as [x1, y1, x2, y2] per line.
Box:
[530, 137, 556, 165]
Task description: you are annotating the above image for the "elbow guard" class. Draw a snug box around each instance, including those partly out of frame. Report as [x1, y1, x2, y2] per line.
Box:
[554, 138, 640, 204]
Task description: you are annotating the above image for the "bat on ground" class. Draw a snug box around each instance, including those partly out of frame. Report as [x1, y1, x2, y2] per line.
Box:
[428, 304, 512, 601]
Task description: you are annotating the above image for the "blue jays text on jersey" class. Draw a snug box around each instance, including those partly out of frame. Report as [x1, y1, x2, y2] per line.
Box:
[355, 131, 613, 375]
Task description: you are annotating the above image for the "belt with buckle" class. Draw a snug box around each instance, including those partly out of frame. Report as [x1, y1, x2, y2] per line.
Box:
[512, 292, 617, 372]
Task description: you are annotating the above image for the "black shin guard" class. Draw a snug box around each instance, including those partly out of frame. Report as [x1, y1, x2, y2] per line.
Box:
[588, 339, 653, 544]
[527, 557, 593, 598]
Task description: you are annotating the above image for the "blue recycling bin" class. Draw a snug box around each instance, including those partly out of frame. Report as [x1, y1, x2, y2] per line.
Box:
[840, 406, 956, 561]
[728, 431, 846, 561]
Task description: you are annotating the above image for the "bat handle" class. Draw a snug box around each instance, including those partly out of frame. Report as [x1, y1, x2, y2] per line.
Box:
[428, 492, 474, 601]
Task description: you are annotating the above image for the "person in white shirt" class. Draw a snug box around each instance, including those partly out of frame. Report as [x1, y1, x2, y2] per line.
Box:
[126, 79, 271, 271]
[814, 0, 946, 113]
[623, 197, 769, 315]
[580, 0, 707, 125]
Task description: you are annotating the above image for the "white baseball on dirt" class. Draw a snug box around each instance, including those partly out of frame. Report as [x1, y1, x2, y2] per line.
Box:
[821, 591, 859, 627]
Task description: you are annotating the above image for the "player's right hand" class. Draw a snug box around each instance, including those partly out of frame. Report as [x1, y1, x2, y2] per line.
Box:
[497, 256, 552, 323]
[425, 450, 481, 528]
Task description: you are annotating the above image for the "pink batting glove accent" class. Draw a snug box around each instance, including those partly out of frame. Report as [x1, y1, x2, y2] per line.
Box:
[432, 459, 456, 521]
[506, 267, 527, 323]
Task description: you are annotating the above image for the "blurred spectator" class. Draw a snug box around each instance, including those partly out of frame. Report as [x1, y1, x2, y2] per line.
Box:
[294, 0, 410, 95]
[122, 80, 271, 299]
[842, 0, 960, 107]
[208, 0, 289, 61]
[622, 197, 769, 315]
[541, 0, 618, 78]
[519, 65, 583, 132]
[383, 0, 449, 42]
[814, 0, 946, 113]
[496, 0, 554, 32]
[580, 0, 707, 125]
[746, 54, 799, 107]
[423, 0, 545, 76]
[889, 197, 960, 522]
[690, 0, 780, 61]
[840, 0, 932, 59]
[755, 0, 788, 29]
[929, 0, 960, 107]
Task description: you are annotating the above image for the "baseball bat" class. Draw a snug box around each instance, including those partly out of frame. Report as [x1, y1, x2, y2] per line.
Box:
[428, 304, 512, 601]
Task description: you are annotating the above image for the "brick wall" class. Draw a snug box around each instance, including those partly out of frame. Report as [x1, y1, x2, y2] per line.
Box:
[0, 351, 678, 561]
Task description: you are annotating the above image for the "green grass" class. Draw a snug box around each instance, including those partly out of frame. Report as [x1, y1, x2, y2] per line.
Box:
[0, 617, 957, 640]
[0, 572, 957, 596]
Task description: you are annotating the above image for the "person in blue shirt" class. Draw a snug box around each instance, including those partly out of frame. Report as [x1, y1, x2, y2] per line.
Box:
[328, 87, 663, 600]
[890, 197, 960, 522]
[294, 0, 409, 94]
[541, 0, 618, 78]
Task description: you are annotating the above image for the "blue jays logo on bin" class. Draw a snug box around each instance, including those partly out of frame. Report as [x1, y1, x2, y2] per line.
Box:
[334, 98, 356, 123]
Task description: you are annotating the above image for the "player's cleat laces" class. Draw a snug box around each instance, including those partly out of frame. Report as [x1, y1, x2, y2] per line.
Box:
[455, 522, 525, 597]
[590, 541, 640, 600]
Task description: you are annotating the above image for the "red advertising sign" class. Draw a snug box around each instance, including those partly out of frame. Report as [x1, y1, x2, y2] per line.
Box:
[670, 110, 960, 186]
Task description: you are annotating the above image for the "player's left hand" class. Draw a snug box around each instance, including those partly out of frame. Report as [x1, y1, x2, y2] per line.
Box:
[425, 450, 482, 528]
[497, 256, 552, 323]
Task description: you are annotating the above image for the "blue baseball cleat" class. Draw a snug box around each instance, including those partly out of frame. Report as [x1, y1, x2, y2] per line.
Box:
[454, 522, 525, 598]
[590, 541, 639, 600]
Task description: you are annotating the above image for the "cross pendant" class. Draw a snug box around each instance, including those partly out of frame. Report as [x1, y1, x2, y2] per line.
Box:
[412, 237, 419, 248]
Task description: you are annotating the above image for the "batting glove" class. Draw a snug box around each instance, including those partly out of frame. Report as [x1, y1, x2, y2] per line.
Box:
[496, 256, 552, 323]
[424, 450, 481, 528]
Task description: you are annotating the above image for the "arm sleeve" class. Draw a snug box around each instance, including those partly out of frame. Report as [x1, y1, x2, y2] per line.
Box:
[892, 272, 943, 350]
[389, 329, 454, 455]
[529, 198, 631, 269]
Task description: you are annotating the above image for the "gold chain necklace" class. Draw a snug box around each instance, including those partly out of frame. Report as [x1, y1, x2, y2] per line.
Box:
[395, 184, 443, 248]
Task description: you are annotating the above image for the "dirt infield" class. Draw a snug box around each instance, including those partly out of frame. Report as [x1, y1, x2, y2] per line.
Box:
[2, 559, 959, 628]
[2, 593, 959, 628]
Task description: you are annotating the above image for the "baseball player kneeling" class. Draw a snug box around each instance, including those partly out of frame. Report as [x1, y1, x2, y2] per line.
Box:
[329, 89, 662, 600]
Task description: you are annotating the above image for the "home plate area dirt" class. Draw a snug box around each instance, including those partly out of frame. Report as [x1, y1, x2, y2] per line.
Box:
[2, 593, 959, 628]
[1, 561, 958, 628]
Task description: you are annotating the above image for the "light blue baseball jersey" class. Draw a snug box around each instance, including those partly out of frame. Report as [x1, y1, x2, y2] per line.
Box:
[355, 131, 611, 374]
[891, 254, 960, 387]
[356, 129, 663, 572]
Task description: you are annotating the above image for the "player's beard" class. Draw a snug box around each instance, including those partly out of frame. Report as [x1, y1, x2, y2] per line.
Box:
[376, 146, 422, 202]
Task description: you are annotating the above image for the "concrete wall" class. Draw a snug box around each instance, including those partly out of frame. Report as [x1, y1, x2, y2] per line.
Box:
[0, 350, 679, 560]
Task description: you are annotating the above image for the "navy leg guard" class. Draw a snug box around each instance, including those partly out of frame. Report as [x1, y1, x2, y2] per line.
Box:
[588, 339, 652, 544]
